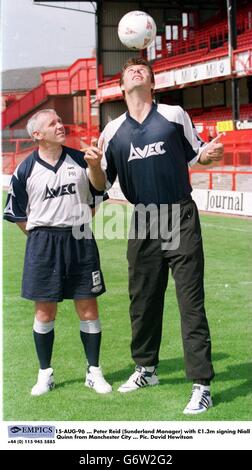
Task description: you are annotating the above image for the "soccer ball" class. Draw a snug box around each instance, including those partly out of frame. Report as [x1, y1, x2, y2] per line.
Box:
[118, 11, 157, 50]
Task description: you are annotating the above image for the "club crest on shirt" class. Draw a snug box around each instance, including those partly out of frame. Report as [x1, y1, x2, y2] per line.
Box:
[67, 166, 77, 177]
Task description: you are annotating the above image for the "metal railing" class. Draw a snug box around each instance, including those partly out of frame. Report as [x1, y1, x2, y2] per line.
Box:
[189, 169, 252, 191]
[2, 132, 252, 194]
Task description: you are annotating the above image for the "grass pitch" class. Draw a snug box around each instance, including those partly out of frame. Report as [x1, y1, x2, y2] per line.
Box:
[3, 200, 252, 421]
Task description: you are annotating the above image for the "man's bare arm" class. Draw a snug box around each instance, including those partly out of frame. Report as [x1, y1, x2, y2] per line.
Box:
[16, 222, 28, 235]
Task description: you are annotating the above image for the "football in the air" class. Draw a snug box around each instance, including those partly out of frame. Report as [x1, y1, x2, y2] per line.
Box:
[118, 11, 157, 50]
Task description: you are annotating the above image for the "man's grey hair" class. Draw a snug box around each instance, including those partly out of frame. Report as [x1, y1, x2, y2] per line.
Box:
[26, 109, 57, 141]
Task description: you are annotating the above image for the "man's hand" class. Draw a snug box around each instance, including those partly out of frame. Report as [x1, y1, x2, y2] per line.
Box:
[199, 133, 224, 165]
[81, 137, 106, 191]
[83, 137, 103, 169]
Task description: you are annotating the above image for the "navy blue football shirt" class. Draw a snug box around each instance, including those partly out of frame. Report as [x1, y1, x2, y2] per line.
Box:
[101, 103, 205, 205]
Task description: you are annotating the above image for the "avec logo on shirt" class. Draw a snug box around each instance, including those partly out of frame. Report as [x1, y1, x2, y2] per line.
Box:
[128, 141, 165, 162]
[43, 183, 76, 200]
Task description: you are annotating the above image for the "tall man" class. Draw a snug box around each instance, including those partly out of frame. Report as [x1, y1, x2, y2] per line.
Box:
[4, 109, 112, 396]
[86, 58, 224, 414]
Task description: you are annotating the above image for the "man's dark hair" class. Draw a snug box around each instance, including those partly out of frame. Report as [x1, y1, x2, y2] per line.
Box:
[120, 57, 155, 90]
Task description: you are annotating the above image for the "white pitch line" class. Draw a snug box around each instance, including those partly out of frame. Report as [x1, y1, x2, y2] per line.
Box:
[204, 281, 252, 288]
[201, 222, 252, 233]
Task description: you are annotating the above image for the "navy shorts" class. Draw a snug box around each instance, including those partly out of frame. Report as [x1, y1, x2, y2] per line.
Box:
[22, 227, 106, 302]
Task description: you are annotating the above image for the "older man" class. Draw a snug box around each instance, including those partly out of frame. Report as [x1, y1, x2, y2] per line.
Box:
[4, 109, 111, 396]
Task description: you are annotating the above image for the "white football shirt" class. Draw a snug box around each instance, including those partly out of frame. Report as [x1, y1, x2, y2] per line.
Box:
[4, 146, 103, 230]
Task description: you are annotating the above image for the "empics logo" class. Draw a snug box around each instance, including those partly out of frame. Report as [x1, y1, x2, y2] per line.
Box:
[9, 426, 22, 434]
[128, 141, 165, 162]
[8, 425, 55, 438]
[43, 183, 76, 200]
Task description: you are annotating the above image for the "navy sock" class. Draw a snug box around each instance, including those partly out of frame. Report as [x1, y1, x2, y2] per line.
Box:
[33, 329, 54, 369]
[80, 331, 101, 367]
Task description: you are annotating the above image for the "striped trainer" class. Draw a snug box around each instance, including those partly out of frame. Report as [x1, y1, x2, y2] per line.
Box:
[118, 365, 159, 393]
[183, 384, 213, 415]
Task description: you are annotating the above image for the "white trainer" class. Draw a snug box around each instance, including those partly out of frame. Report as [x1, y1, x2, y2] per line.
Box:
[85, 366, 112, 394]
[183, 384, 213, 415]
[118, 365, 159, 393]
[31, 367, 55, 396]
